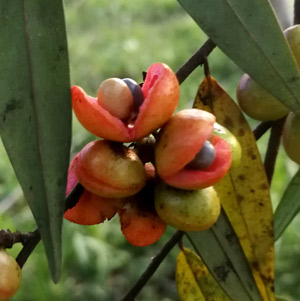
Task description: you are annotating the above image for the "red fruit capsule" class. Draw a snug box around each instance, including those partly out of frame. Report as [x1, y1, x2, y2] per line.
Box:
[119, 201, 167, 247]
[74, 140, 146, 198]
[155, 109, 232, 189]
[118, 180, 166, 247]
[163, 135, 232, 189]
[64, 154, 123, 225]
[71, 63, 180, 142]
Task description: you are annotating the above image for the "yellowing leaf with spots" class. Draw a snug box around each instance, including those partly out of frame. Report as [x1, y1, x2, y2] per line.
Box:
[193, 77, 274, 301]
[176, 248, 230, 301]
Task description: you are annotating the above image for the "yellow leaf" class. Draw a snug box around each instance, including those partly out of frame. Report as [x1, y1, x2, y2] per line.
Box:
[176, 248, 230, 301]
[193, 76, 274, 301]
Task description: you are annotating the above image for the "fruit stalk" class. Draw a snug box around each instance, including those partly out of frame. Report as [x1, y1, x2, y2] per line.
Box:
[294, 0, 300, 24]
[175, 39, 216, 84]
[120, 230, 184, 301]
[264, 117, 286, 184]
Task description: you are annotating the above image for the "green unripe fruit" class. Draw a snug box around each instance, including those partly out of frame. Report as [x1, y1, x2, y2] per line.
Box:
[236, 73, 289, 121]
[154, 183, 220, 231]
[236, 26, 300, 122]
[213, 123, 242, 169]
[282, 112, 300, 165]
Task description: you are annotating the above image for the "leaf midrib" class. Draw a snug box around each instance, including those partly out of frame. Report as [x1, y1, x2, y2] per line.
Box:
[225, 0, 300, 105]
[22, 0, 53, 244]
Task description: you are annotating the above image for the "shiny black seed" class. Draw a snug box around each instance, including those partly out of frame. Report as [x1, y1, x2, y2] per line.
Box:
[185, 140, 216, 170]
[123, 78, 145, 113]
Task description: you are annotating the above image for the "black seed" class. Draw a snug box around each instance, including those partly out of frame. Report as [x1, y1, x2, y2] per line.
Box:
[123, 78, 145, 113]
[185, 140, 216, 170]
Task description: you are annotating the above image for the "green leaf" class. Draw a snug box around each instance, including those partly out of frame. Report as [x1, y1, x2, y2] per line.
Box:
[0, 1, 71, 282]
[178, 0, 300, 114]
[275, 297, 292, 301]
[274, 168, 300, 241]
[187, 210, 262, 301]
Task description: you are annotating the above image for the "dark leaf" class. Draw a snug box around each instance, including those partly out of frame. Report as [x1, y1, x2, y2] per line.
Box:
[0, 0, 71, 282]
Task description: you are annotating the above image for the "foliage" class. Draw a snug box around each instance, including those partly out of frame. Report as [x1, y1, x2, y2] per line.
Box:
[1, 0, 300, 300]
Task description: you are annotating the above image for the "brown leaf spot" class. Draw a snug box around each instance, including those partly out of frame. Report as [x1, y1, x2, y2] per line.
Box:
[223, 116, 233, 129]
[251, 261, 259, 272]
[238, 128, 245, 137]
[238, 174, 245, 181]
[213, 261, 230, 282]
[247, 149, 257, 160]
[260, 183, 268, 190]
[247, 149, 253, 158]
[239, 114, 245, 125]
[1, 98, 22, 123]
[237, 194, 245, 203]
[225, 231, 235, 243]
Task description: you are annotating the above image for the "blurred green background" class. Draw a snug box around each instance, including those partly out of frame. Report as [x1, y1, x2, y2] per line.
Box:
[1, 0, 299, 300]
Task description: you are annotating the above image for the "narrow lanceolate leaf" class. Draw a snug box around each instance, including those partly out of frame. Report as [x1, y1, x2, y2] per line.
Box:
[176, 249, 206, 301]
[177, 247, 231, 301]
[187, 210, 262, 301]
[0, 1, 71, 282]
[274, 168, 300, 240]
[178, 0, 300, 115]
[194, 77, 274, 300]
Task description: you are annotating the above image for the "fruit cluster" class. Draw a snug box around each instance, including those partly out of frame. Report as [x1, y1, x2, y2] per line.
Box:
[66, 63, 235, 246]
[236, 25, 300, 165]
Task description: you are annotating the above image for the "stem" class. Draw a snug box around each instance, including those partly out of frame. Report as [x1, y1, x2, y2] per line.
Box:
[264, 117, 286, 184]
[16, 229, 41, 268]
[176, 39, 216, 84]
[0, 229, 37, 249]
[120, 231, 184, 301]
[64, 182, 85, 212]
[294, 0, 300, 25]
[253, 121, 274, 141]
[7, 183, 84, 268]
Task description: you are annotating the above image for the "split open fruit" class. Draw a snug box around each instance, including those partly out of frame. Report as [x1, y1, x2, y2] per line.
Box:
[155, 109, 232, 189]
[72, 63, 180, 142]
